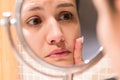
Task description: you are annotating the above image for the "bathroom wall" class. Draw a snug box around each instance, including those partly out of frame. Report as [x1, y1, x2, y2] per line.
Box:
[0, 0, 19, 80]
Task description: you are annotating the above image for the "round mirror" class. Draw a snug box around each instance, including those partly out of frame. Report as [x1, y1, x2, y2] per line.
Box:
[21, 0, 83, 67]
[0, 0, 104, 79]
[20, 0, 102, 65]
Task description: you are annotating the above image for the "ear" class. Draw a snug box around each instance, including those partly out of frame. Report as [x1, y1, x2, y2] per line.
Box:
[92, 0, 113, 15]
[114, 0, 120, 12]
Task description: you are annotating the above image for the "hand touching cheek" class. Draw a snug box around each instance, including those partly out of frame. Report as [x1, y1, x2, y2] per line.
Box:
[73, 37, 84, 64]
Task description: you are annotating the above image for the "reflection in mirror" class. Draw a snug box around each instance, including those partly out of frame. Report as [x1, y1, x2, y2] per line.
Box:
[19, 0, 102, 67]
[79, 0, 100, 61]
[21, 0, 83, 67]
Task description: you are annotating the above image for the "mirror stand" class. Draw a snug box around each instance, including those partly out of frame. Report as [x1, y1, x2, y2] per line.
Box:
[63, 74, 73, 80]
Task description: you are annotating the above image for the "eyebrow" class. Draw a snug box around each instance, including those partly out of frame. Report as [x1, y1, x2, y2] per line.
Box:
[57, 3, 75, 8]
[28, 7, 43, 11]
[28, 3, 75, 11]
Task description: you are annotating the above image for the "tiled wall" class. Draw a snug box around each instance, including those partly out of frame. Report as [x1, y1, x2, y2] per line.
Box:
[74, 55, 116, 80]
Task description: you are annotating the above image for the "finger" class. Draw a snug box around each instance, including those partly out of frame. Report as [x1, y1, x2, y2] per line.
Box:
[73, 37, 84, 64]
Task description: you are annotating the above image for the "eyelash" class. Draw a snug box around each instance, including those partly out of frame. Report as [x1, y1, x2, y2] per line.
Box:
[58, 11, 74, 22]
[26, 11, 74, 26]
[26, 15, 42, 26]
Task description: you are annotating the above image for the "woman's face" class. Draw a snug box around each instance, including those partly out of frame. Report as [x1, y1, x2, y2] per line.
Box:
[21, 0, 80, 66]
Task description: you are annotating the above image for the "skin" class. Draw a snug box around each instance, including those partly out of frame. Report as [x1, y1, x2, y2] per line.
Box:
[21, 0, 83, 66]
[93, 0, 120, 78]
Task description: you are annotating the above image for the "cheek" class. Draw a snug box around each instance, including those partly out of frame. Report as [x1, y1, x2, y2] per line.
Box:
[64, 26, 80, 48]
[66, 25, 80, 39]
[63, 23, 80, 37]
[25, 34, 46, 58]
[23, 30, 45, 52]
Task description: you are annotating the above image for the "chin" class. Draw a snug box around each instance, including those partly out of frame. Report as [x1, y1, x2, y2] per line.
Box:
[47, 60, 74, 67]
[54, 62, 74, 67]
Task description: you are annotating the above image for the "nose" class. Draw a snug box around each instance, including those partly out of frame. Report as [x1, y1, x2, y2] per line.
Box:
[46, 18, 64, 45]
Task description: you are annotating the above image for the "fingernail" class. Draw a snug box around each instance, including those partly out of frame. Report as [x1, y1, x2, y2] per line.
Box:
[81, 36, 84, 43]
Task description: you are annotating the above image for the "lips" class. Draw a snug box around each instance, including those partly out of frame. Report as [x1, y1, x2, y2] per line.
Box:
[45, 49, 71, 58]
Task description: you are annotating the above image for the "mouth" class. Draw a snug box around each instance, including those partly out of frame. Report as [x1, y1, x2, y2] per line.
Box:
[45, 49, 71, 58]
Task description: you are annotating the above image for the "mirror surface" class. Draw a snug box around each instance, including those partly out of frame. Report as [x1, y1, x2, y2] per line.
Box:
[19, 0, 101, 67]
[79, 0, 100, 61]
[21, 0, 83, 67]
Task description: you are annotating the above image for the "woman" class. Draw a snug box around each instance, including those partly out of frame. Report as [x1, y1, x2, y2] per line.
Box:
[21, 0, 83, 67]
[93, 0, 120, 79]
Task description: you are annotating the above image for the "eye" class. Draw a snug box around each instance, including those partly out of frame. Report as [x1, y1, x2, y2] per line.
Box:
[58, 11, 73, 21]
[27, 16, 42, 26]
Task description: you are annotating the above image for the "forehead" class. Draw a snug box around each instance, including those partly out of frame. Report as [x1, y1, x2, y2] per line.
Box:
[22, 0, 76, 7]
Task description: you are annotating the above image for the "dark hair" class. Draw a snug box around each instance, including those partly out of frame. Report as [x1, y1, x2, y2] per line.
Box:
[76, 0, 79, 10]
[76, 0, 80, 21]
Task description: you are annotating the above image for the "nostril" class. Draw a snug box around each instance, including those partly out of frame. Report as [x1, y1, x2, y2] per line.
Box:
[50, 38, 64, 45]
[50, 40, 55, 44]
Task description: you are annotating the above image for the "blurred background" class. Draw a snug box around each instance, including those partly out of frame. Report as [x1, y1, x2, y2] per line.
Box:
[79, 0, 100, 61]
